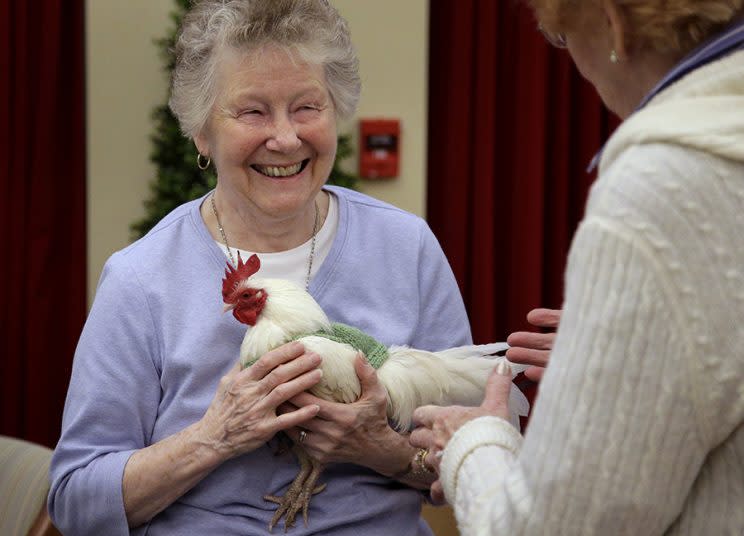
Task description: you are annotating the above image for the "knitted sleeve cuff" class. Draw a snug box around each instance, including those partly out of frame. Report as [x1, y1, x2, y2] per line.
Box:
[440, 416, 523, 503]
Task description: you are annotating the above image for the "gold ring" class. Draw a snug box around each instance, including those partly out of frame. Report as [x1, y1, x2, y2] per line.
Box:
[414, 447, 433, 474]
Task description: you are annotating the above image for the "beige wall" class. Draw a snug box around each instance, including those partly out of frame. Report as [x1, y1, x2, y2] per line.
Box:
[334, 0, 429, 217]
[86, 0, 173, 299]
[86, 0, 429, 301]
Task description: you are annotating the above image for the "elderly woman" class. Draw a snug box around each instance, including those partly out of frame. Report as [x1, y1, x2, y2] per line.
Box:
[48, 1, 474, 534]
[412, 1, 744, 534]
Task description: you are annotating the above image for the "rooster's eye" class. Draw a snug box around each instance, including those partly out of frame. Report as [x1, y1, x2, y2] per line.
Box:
[242, 292, 250, 299]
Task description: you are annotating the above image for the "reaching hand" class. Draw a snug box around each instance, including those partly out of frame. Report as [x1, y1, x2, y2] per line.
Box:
[409, 361, 514, 503]
[506, 308, 561, 381]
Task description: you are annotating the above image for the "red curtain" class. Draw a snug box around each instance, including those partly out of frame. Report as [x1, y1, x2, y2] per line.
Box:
[1, 1, 86, 448]
[427, 0, 618, 344]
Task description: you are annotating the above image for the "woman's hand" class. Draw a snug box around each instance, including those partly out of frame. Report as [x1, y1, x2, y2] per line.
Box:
[282, 354, 412, 476]
[197, 341, 323, 459]
[124, 342, 322, 527]
[409, 361, 514, 503]
[506, 308, 561, 382]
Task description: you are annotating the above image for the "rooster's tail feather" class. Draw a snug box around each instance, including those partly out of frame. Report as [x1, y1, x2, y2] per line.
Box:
[377, 344, 529, 432]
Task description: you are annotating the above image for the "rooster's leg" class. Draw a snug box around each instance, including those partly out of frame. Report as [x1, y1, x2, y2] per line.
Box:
[264, 444, 325, 532]
[298, 457, 326, 527]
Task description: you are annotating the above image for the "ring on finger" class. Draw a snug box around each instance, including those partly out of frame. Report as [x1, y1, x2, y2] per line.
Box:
[298, 430, 308, 444]
[414, 448, 434, 474]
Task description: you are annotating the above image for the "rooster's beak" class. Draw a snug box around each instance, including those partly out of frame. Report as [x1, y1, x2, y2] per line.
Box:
[223, 303, 236, 313]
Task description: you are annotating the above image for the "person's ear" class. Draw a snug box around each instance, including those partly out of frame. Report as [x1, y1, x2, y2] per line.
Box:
[601, 0, 631, 61]
[194, 130, 211, 158]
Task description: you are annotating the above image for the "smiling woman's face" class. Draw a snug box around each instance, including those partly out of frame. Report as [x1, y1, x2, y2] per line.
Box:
[196, 45, 337, 221]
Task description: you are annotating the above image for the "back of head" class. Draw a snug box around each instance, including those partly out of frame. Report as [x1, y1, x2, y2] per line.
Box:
[170, 0, 360, 139]
[528, 0, 744, 55]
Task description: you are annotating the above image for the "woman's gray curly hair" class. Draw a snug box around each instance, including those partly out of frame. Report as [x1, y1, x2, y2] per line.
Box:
[170, 0, 361, 139]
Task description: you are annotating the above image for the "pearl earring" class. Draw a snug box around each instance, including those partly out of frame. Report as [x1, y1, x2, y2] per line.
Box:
[610, 50, 619, 63]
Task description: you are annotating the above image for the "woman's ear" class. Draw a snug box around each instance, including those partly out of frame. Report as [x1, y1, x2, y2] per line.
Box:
[601, 0, 631, 61]
[194, 131, 210, 158]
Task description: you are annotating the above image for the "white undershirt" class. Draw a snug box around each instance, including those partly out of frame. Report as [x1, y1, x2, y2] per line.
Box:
[215, 192, 339, 288]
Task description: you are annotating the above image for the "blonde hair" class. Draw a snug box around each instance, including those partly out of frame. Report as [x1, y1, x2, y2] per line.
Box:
[529, 0, 744, 54]
[170, 0, 360, 139]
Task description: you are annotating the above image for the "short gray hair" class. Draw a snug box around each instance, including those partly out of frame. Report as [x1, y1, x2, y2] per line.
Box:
[170, 0, 361, 139]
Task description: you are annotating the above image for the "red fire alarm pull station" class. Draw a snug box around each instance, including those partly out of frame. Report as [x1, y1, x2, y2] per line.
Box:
[359, 118, 400, 179]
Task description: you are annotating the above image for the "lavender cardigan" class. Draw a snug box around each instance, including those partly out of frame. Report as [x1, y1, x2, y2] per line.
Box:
[49, 186, 472, 535]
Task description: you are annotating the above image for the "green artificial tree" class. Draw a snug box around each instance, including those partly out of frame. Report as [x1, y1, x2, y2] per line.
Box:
[132, 0, 358, 239]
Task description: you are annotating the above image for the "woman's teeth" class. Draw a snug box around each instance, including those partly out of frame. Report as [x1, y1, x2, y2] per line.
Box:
[254, 162, 303, 177]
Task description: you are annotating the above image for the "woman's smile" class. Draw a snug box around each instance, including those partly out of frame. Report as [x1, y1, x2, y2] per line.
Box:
[251, 158, 309, 178]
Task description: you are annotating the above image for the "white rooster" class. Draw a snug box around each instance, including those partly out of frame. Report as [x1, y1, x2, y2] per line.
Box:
[221, 253, 528, 531]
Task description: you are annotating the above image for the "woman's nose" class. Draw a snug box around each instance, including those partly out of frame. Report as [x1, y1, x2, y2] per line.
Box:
[266, 115, 301, 153]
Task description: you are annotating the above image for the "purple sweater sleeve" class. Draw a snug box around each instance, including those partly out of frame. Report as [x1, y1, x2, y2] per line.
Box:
[48, 256, 162, 535]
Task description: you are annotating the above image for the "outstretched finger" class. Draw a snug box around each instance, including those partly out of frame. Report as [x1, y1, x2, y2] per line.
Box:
[526, 308, 561, 329]
[505, 346, 550, 367]
[506, 331, 555, 351]
[481, 362, 513, 417]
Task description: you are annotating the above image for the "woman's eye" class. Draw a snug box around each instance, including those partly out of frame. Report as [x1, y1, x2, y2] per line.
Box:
[237, 107, 262, 117]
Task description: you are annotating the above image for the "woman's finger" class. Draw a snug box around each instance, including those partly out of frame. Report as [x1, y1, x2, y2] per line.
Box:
[481, 362, 513, 416]
[262, 368, 323, 408]
[289, 390, 327, 411]
[409, 426, 434, 450]
[524, 365, 545, 382]
[354, 353, 383, 397]
[526, 308, 561, 328]
[505, 346, 550, 367]
[258, 351, 322, 390]
[423, 448, 441, 473]
[412, 405, 438, 428]
[430, 480, 446, 505]
[247, 341, 307, 380]
[506, 331, 555, 351]
[272, 403, 320, 432]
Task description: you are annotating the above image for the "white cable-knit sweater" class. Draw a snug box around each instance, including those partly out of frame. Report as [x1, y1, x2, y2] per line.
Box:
[440, 50, 744, 535]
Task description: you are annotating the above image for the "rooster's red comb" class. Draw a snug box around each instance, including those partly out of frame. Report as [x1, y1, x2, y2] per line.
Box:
[222, 252, 261, 300]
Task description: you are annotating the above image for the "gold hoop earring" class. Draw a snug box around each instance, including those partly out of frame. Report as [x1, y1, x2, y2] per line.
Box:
[610, 50, 619, 64]
[197, 153, 211, 170]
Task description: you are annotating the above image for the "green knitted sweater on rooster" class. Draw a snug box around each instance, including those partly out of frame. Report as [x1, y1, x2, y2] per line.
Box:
[290, 323, 389, 369]
[241, 323, 389, 369]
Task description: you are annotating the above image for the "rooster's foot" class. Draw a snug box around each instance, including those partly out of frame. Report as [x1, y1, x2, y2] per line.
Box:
[265, 446, 326, 532]
[264, 481, 325, 532]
